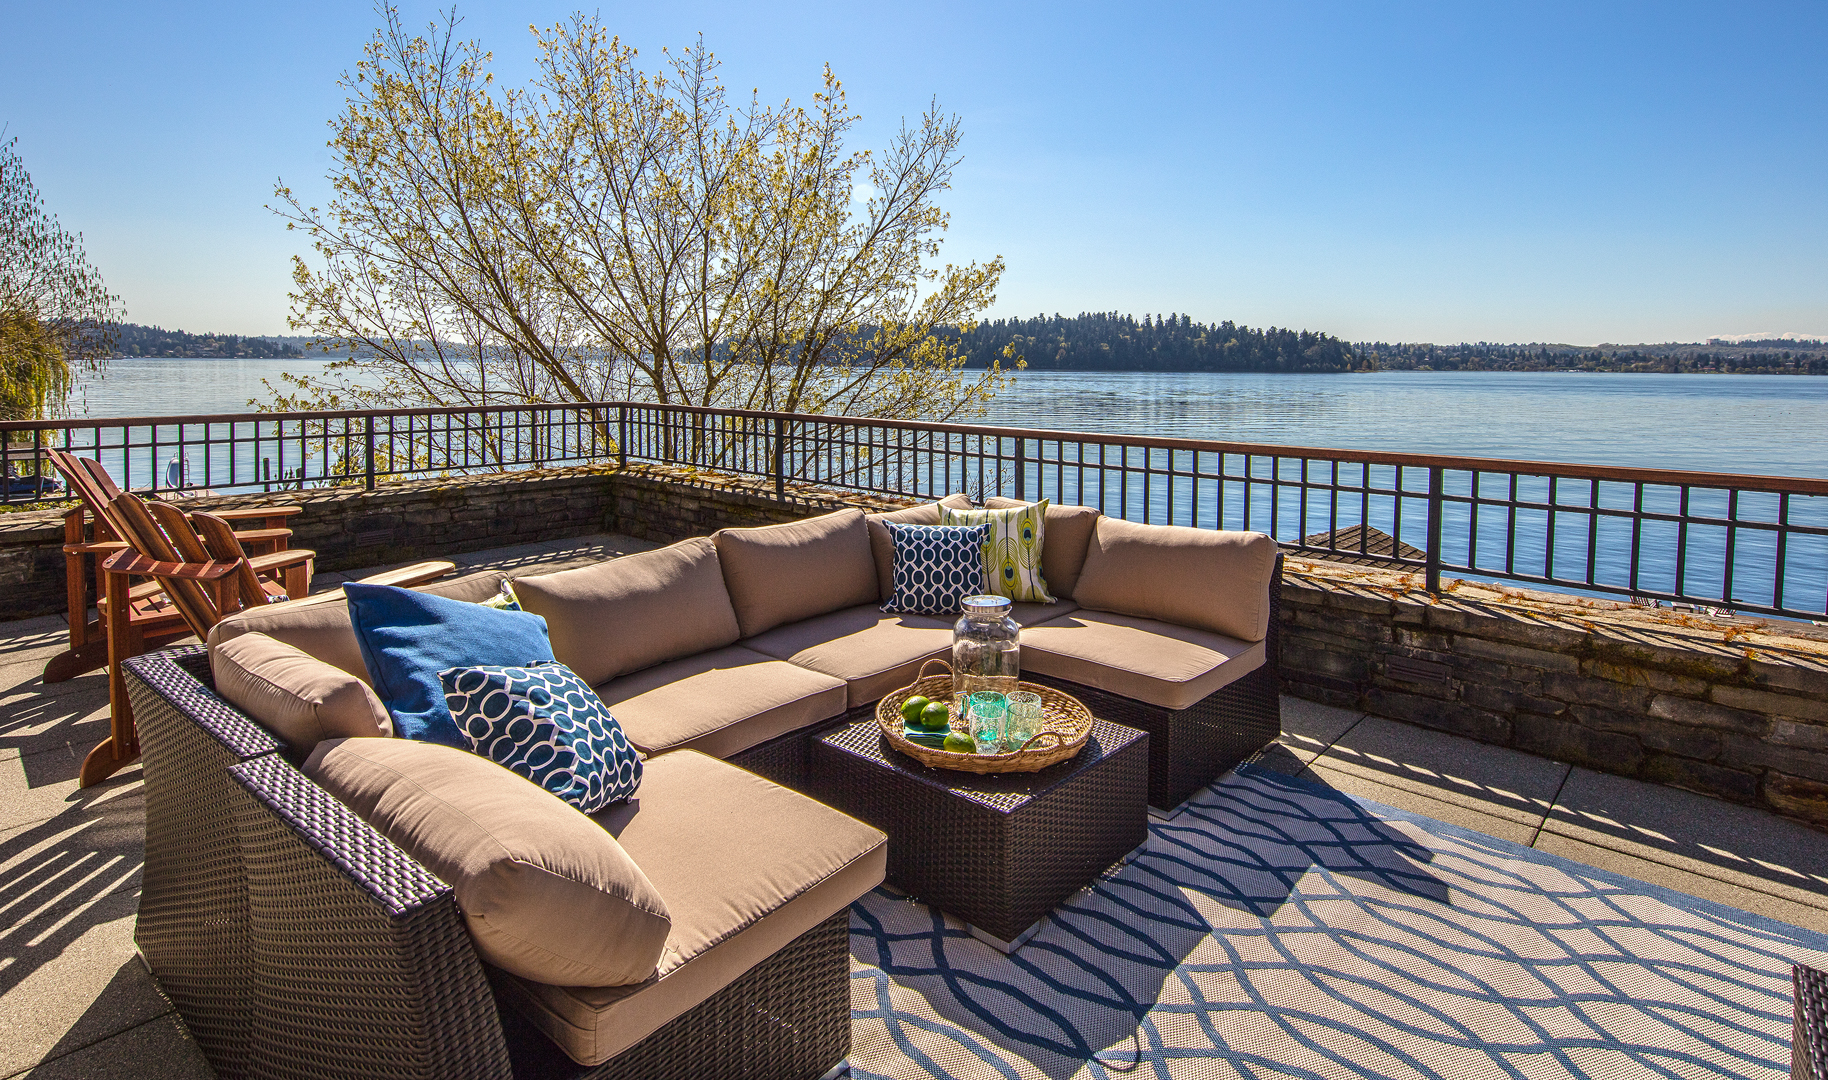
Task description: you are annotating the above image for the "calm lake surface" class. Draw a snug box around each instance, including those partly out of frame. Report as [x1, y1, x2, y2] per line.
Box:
[70, 361, 1828, 479]
[58, 360, 1828, 613]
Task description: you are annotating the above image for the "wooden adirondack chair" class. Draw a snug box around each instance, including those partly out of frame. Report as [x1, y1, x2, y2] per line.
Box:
[42, 448, 303, 683]
[82, 489, 454, 786]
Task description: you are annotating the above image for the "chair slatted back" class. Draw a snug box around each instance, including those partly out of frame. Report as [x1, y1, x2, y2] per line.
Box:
[78, 455, 127, 501]
[46, 449, 128, 542]
[186, 510, 269, 610]
[108, 492, 224, 639]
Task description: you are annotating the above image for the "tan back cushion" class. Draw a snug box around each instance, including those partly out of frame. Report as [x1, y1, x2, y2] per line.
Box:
[305, 737, 672, 988]
[713, 509, 878, 638]
[210, 632, 392, 751]
[863, 493, 974, 602]
[206, 570, 510, 683]
[513, 538, 740, 686]
[1070, 517, 1277, 642]
[984, 498, 1102, 598]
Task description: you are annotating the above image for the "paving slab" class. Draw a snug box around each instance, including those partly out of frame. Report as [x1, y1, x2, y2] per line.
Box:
[0, 668, 111, 765]
[1298, 759, 1543, 845]
[12, 1013, 212, 1080]
[0, 616, 74, 673]
[1245, 697, 1363, 777]
[0, 788, 155, 1079]
[1532, 830, 1828, 935]
[1306, 714, 1571, 830]
[1540, 766, 1828, 916]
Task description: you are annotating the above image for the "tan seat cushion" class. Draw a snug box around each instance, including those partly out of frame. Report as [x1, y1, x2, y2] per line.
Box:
[206, 570, 510, 682]
[304, 738, 671, 989]
[1010, 598, 1079, 627]
[594, 646, 848, 759]
[513, 538, 740, 687]
[210, 632, 392, 751]
[865, 494, 975, 601]
[713, 509, 878, 639]
[741, 604, 954, 707]
[1071, 517, 1276, 642]
[984, 498, 1101, 598]
[1020, 608, 1266, 711]
[494, 750, 886, 1066]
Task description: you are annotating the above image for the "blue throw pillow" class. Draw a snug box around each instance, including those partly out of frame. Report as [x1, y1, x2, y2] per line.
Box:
[882, 521, 989, 616]
[440, 661, 641, 812]
[343, 582, 555, 747]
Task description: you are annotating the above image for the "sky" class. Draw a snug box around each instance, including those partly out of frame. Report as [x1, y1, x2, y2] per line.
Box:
[2, 1, 1823, 345]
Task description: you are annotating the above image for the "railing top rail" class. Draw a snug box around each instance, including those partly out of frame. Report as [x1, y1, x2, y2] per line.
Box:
[6, 398, 1826, 496]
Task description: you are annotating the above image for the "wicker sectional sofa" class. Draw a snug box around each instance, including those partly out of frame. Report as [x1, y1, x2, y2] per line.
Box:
[124, 496, 1283, 1080]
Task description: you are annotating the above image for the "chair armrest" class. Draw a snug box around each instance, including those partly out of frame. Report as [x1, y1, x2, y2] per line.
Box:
[220, 527, 293, 544]
[103, 548, 239, 581]
[352, 560, 456, 590]
[213, 506, 303, 521]
[246, 549, 316, 573]
[63, 540, 129, 555]
[228, 755, 513, 1079]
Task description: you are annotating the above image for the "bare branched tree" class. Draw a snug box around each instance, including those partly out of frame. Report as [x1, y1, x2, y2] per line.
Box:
[0, 137, 121, 421]
[269, 7, 1015, 419]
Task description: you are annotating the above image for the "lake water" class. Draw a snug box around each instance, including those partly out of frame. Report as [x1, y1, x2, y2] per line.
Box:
[69, 360, 1828, 479]
[57, 360, 1828, 615]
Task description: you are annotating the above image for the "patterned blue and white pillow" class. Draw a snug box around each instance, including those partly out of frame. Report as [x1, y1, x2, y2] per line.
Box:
[883, 521, 989, 616]
[438, 661, 640, 813]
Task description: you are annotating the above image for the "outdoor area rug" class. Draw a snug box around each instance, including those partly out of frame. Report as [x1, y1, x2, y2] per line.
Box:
[845, 763, 1828, 1079]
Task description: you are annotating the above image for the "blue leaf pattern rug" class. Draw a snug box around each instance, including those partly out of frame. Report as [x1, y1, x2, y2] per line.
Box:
[847, 763, 1827, 1079]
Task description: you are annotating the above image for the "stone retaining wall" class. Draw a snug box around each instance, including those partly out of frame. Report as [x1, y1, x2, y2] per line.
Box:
[1279, 558, 1828, 828]
[0, 464, 918, 620]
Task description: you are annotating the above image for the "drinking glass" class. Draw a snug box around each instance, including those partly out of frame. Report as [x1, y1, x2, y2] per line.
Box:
[968, 691, 1007, 754]
[1004, 691, 1043, 751]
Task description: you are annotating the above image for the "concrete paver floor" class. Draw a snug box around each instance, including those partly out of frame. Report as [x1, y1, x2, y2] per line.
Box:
[3, 529, 1825, 1077]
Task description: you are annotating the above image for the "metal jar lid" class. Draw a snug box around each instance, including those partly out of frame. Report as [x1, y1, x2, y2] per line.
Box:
[961, 594, 1013, 617]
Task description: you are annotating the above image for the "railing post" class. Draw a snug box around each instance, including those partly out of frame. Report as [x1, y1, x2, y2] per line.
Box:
[364, 415, 376, 491]
[1425, 465, 1443, 593]
[617, 405, 628, 469]
[773, 415, 786, 501]
[1014, 437, 1026, 501]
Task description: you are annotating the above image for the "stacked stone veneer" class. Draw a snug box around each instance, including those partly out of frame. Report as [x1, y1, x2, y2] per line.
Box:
[1280, 558, 1828, 828]
[6, 464, 1826, 827]
[0, 463, 919, 620]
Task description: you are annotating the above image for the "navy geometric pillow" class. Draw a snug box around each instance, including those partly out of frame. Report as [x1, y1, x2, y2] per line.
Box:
[882, 521, 989, 616]
[438, 661, 640, 812]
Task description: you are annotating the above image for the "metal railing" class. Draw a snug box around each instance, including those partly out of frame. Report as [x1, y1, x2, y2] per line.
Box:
[6, 401, 1826, 621]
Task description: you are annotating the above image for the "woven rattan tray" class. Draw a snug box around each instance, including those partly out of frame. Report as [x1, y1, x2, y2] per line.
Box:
[875, 660, 1093, 774]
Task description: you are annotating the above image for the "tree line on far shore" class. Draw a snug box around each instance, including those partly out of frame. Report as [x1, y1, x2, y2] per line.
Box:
[1358, 340, 1828, 375]
[112, 323, 303, 359]
[954, 312, 1364, 373]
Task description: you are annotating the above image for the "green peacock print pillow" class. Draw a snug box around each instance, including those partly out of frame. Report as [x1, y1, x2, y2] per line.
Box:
[940, 499, 1056, 604]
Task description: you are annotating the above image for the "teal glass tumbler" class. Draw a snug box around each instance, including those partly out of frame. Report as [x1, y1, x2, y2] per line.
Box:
[968, 691, 1007, 754]
[1004, 690, 1043, 751]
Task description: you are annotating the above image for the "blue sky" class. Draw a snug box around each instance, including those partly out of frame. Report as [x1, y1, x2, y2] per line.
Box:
[2, 1, 1823, 344]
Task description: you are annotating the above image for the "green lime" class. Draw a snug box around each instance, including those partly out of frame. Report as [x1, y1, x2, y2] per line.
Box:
[900, 696, 931, 725]
[919, 701, 951, 732]
[942, 732, 975, 754]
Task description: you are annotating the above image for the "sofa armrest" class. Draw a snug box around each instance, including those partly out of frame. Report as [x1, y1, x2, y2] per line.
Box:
[229, 753, 514, 1080]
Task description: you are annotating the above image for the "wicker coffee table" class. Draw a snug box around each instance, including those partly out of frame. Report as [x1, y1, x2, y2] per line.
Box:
[807, 713, 1149, 951]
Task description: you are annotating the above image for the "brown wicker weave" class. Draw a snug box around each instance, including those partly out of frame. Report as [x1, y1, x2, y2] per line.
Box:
[875, 660, 1092, 774]
[1029, 555, 1286, 811]
[807, 714, 1148, 944]
[1798, 964, 1828, 1080]
[126, 650, 857, 1080]
[126, 646, 284, 1080]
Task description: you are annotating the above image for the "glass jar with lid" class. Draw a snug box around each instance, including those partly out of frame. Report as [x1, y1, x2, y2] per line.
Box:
[953, 594, 1021, 698]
